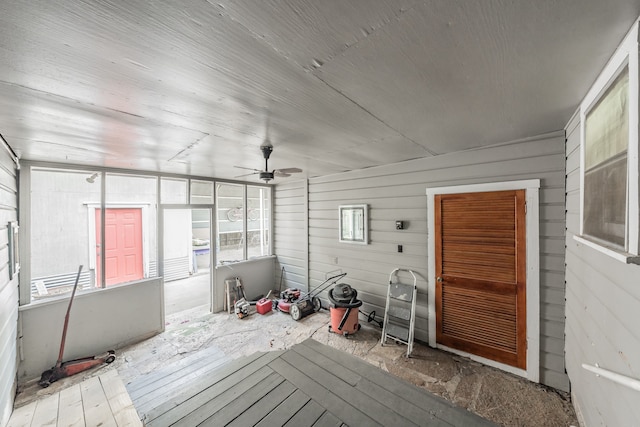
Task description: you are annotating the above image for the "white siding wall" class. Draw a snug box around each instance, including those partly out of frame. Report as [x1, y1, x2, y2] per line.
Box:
[0, 147, 18, 427]
[565, 113, 640, 424]
[18, 278, 164, 380]
[275, 132, 568, 391]
[274, 180, 309, 292]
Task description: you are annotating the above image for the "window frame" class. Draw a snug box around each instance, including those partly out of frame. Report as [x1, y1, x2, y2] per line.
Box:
[19, 162, 274, 305]
[577, 20, 640, 263]
[338, 204, 369, 245]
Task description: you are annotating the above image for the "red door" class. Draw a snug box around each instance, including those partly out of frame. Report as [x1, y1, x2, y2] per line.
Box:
[96, 208, 144, 286]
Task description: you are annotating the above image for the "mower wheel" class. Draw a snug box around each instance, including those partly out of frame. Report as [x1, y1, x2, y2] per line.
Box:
[290, 303, 301, 321]
[106, 355, 116, 364]
[312, 296, 322, 312]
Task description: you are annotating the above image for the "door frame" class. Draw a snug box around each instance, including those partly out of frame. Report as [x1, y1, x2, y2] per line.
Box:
[426, 179, 540, 382]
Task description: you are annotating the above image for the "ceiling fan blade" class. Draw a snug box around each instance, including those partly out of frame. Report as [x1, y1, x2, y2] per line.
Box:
[234, 165, 260, 172]
[275, 167, 302, 174]
[234, 171, 260, 178]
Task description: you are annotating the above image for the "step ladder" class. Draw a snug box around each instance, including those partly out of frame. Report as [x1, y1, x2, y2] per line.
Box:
[380, 268, 418, 357]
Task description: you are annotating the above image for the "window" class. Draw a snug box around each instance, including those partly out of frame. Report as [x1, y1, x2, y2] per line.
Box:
[583, 67, 628, 249]
[247, 186, 271, 258]
[161, 177, 188, 204]
[216, 183, 245, 264]
[29, 168, 103, 300]
[339, 204, 369, 244]
[27, 167, 160, 302]
[215, 183, 272, 264]
[190, 180, 214, 204]
[105, 173, 158, 285]
[579, 21, 640, 261]
[24, 164, 272, 303]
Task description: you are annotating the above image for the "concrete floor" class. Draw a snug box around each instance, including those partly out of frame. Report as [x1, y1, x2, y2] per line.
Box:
[163, 269, 211, 315]
[14, 275, 579, 426]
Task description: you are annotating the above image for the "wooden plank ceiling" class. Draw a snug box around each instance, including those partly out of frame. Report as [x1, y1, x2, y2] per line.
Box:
[0, 1, 639, 182]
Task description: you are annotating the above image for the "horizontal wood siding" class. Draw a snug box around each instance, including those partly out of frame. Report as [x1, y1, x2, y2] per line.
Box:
[274, 180, 308, 291]
[0, 145, 18, 427]
[564, 112, 640, 425]
[297, 132, 568, 390]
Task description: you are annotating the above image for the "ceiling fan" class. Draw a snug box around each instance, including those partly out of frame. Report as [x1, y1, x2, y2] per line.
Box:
[234, 144, 303, 182]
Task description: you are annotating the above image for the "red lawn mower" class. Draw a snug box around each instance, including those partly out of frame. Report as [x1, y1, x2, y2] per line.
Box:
[278, 272, 347, 320]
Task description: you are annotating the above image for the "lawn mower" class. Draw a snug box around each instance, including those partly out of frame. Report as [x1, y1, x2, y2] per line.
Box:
[39, 265, 116, 388]
[280, 272, 347, 321]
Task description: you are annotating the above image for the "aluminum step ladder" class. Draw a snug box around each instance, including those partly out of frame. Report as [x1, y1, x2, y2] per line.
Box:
[380, 268, 418, 357]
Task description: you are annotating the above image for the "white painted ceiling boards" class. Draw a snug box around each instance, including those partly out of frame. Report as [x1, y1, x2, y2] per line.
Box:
[1, 1, 639, 182]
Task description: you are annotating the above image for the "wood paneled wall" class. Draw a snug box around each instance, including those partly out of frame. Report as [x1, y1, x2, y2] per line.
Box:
[0, 145, 18, 427]
[274, 179, 309, 293]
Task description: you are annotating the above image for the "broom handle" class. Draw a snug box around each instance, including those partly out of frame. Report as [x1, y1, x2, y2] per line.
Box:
[56, 265, 83, 368]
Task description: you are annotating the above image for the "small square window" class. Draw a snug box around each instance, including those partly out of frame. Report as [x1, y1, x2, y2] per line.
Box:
[190, 180, 214, 204]
[339, 204, 369, 244]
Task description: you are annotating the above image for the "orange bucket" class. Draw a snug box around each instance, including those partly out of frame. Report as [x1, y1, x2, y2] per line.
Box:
[329, 306, 360, 335]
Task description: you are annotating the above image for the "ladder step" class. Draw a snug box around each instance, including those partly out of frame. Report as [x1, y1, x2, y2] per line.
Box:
[387, 305, 411, 321]
[385, 323, 409, 342]
[389, 283, 414, 302]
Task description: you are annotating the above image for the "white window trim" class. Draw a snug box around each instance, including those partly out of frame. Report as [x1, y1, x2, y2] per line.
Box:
[426, 179, 540, 383]
[577, 19, 640, 262]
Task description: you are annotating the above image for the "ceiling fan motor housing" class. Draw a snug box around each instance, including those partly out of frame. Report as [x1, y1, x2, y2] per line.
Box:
[259, 171, 274, 182]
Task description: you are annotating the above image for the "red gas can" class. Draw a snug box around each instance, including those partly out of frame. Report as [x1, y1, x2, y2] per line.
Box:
[256, 298, 273, 314]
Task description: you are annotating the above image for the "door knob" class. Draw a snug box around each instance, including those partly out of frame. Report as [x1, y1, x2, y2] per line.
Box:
[437, 277, 443, 282]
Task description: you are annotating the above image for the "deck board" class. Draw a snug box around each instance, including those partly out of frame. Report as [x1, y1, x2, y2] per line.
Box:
[6, 400, 36, 427]
[127, 344, 226, 399]
[284, 400, 328, 427]
[131, 353, 229, 414]
[299, 338, 495, 426]
[8, 370, 141, 427]
[142, 352, 282, 425]
[130, 338, 497, 427]
[279, 349, 421, 427]
[81, 376, 118, 427]
[100, 370, 141, 427]
[269, 357, 381, 426]
[57, 384, 84, 427]
[226, 380, 297, 427]
[199, 372, 287, 426]
[312, 410, 343, 427]
[29, 393, 58, 427]
[254, 389, 311, 427]
[10, 339, 497, 426]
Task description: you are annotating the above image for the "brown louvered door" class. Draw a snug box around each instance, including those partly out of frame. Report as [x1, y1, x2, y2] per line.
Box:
[435, 190, 526, 369]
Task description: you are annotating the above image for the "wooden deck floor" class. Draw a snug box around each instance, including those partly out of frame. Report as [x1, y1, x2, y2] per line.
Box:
[7, 370, 141, 427]
[126, 338, 496, 426]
